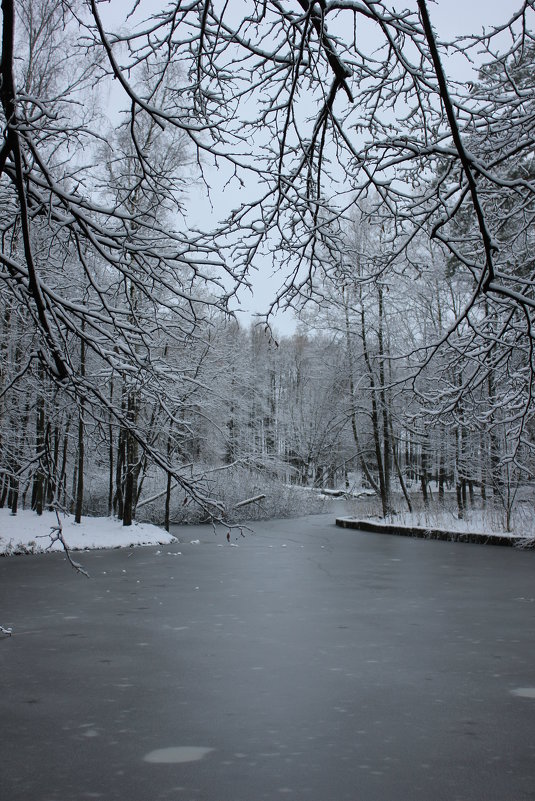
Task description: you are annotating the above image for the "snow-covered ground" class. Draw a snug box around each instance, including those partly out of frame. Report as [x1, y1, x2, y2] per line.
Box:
[2, 503, 534, 558]
[384, 509, 535, 539]
[0, 508, 175, 556]
[362, 508, 535, 544]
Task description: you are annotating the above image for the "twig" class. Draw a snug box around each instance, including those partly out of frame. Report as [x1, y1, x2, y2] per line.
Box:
[45, 510, 90, 577]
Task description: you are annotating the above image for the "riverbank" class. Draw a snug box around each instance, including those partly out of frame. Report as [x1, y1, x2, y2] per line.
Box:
[336, 516, 535, 548]
[0, 508, 175, 555]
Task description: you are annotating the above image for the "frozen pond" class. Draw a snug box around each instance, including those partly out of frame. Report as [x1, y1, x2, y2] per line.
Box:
[1, 513, 535, 800]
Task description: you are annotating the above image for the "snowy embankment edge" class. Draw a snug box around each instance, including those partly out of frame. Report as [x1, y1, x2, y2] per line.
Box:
[0, 509, 176, 556]
[335, 517, 535, 549]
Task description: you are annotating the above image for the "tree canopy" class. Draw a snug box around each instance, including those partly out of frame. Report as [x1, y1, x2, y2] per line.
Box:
[1, 0, 534, 524]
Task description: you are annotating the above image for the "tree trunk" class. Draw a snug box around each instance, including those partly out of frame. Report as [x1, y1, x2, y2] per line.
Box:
[75, 335, 85, 524]
[46, 424, 60, 508]
[420, 431, 429, 507]
[455, 427, 464, 520]
[390, 420, 412, 512]
[360, 295, 389, 517]
[377, 286, 392, 514]
[122, 392, 138, 527]
[57, 416, 71, 510]
[438, 431, 446, 503]
[9, 474, 19, 515]
[108, 376, 114, 517]
[74, 407, 84, 523]
[164, 471, 172, 532]
[32, 365, 45, 515]
[114, 427, 125, 519]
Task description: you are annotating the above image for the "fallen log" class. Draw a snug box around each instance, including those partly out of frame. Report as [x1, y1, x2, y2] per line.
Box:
[234, 494, 266, 509]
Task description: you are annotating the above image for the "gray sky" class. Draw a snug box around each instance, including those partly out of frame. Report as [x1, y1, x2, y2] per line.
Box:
[430, 0, 520, 36]
[231, 0, 529, 333]
[101, 1, 530, 335]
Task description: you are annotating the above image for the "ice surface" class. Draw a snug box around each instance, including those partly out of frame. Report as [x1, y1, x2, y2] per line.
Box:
[143, 746, 214, 763]
[510, 688, 535, 699]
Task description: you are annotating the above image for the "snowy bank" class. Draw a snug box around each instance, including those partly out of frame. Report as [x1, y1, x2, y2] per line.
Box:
[0, 509, 175, 556]
[336, 516, 535, 548]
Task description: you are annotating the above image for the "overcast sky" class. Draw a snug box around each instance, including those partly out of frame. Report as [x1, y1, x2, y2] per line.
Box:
[229, 0, 527, 332]
[430, 0, 520, 36]
[101, 1, 529, 335]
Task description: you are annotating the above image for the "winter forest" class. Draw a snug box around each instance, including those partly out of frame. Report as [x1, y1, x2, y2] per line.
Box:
[1, 0, 535, 535]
